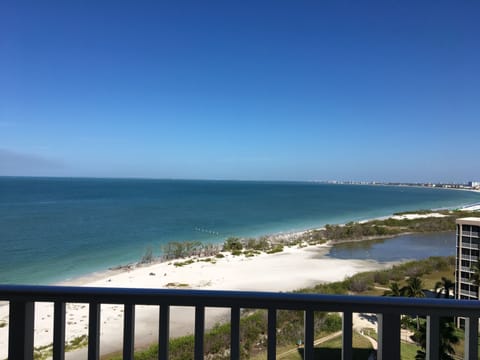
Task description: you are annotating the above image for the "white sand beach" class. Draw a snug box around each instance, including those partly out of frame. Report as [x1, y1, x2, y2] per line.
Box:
[390, 212, 447, 220]
[0, 244, 390, 359]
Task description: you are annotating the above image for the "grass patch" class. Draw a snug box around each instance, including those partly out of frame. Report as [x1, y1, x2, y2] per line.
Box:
[165, 282, 190, 287]
[33, 335, 89, 360]
[251, 331, 371, 360]
[244, 249, 262, 257]
[322, 331, 372, 349]
[65, 335, 88, 351]
[401, 341, 421, 359]
[266, 244, 284, 254]
[173, 259, 195, 267]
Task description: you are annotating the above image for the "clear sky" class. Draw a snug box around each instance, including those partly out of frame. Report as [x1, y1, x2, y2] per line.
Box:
[1, 1, 479, 182]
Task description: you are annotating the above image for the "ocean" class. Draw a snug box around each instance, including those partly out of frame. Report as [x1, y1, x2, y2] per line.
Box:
[1, 177, 479, 285]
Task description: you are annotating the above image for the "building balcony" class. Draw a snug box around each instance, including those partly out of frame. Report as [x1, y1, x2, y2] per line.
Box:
[1, 284, 480, 360]
[459, 255, 479, 262]
[460, 277, 474, 284]
[460, 289, 479, 298]
[460, 232, 480, 238]
[461, 242, 480, 250]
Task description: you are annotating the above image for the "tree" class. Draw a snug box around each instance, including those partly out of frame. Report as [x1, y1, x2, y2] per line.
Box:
[403, 277, 425, 330]
[434, 277, 454, 299]
[140, 246, 154, 264]
[403, 277, 425, 298]
[413, 318, 459, 360]
[383, 282, 403, 297]
[223, 237, 243, 251]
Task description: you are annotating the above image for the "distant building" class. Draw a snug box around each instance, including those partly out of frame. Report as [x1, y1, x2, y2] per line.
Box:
[468, 181, 480, 189]
[455, 218, 480, 301]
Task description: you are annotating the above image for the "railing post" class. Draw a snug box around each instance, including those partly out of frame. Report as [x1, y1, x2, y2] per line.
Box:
[88, 302, 101, 360]
[123, 303, 135, 360]
[342, 311, 352, 360]
[465, 316, 478, 360]
[377, 312, 400, 360]
[53, 301, 66, 360]
[426, 315, 439, 360]
[267, 308, 277, 360]
[8, 301, 35, 360]
[158, 305, 170, 360]
[304, 310, 314, 360]
[230, 306, 240, 360]
[194, 306, 205, 360]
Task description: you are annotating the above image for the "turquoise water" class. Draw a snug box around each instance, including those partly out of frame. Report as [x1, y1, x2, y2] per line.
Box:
[1, 177, 479, 284]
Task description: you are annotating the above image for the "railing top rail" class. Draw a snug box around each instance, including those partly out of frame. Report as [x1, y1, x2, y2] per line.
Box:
[1, 284, 479, 317]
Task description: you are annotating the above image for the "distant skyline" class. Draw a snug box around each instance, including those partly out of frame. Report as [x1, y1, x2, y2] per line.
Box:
[1, 1, 479, 183]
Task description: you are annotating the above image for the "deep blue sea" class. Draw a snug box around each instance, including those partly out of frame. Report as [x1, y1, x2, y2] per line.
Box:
[1, 177, 479, 285]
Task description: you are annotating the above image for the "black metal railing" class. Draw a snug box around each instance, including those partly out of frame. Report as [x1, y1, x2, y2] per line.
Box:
[0, 284, 479, 360]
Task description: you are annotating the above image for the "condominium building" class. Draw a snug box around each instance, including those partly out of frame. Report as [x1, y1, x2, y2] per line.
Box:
[468, 181, 480, 188]
[455, 217, 480, 300]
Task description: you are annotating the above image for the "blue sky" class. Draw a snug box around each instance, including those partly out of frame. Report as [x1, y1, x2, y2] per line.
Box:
[1, 1, 479, 182]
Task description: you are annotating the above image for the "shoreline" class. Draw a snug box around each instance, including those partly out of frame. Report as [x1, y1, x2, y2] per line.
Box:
[0, 243, 393, 359]
[54, 203, 480, 288]
[2, 181, 479, 286]
[0, 207, 477, 358]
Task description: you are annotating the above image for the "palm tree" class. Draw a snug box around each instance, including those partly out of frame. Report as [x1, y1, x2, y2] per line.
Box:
[434, 277, 454, 299]
[413, 318, 459, 359]
[383, 281, 403, 296]
[403, 277, 425, 298]
[403, 277, 425, 330]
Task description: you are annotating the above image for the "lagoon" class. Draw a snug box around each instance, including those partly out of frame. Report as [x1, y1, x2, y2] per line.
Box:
[327, 231, 455, 263]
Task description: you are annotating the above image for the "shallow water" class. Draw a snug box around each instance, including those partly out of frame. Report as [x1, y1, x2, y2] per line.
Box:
[327, 231, 455, 263]
[1, 177, 477, 284]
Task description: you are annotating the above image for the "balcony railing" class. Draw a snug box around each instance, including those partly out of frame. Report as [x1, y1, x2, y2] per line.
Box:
[460, 289, 479, 298]
[0, 284, 480, 360]
[461, 241, 480, 250]
[460, 255, 479, 262]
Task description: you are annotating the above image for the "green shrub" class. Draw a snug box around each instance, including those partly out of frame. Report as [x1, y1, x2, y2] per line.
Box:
[266, 244, 284, 254]
[322, 313, 342, 332]
[373, 271, 390, 285]
[223, 237, 243, 251]
[173, 259, 195, 267]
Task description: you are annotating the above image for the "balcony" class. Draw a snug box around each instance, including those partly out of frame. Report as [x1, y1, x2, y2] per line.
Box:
[460, 255, 479, 262]
[461, 241, 480, 250]
[460, 289, 479, 298]
[1, 284, 480, 360]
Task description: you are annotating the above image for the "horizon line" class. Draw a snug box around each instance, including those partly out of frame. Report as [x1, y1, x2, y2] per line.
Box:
[0, 175, 477, 185]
